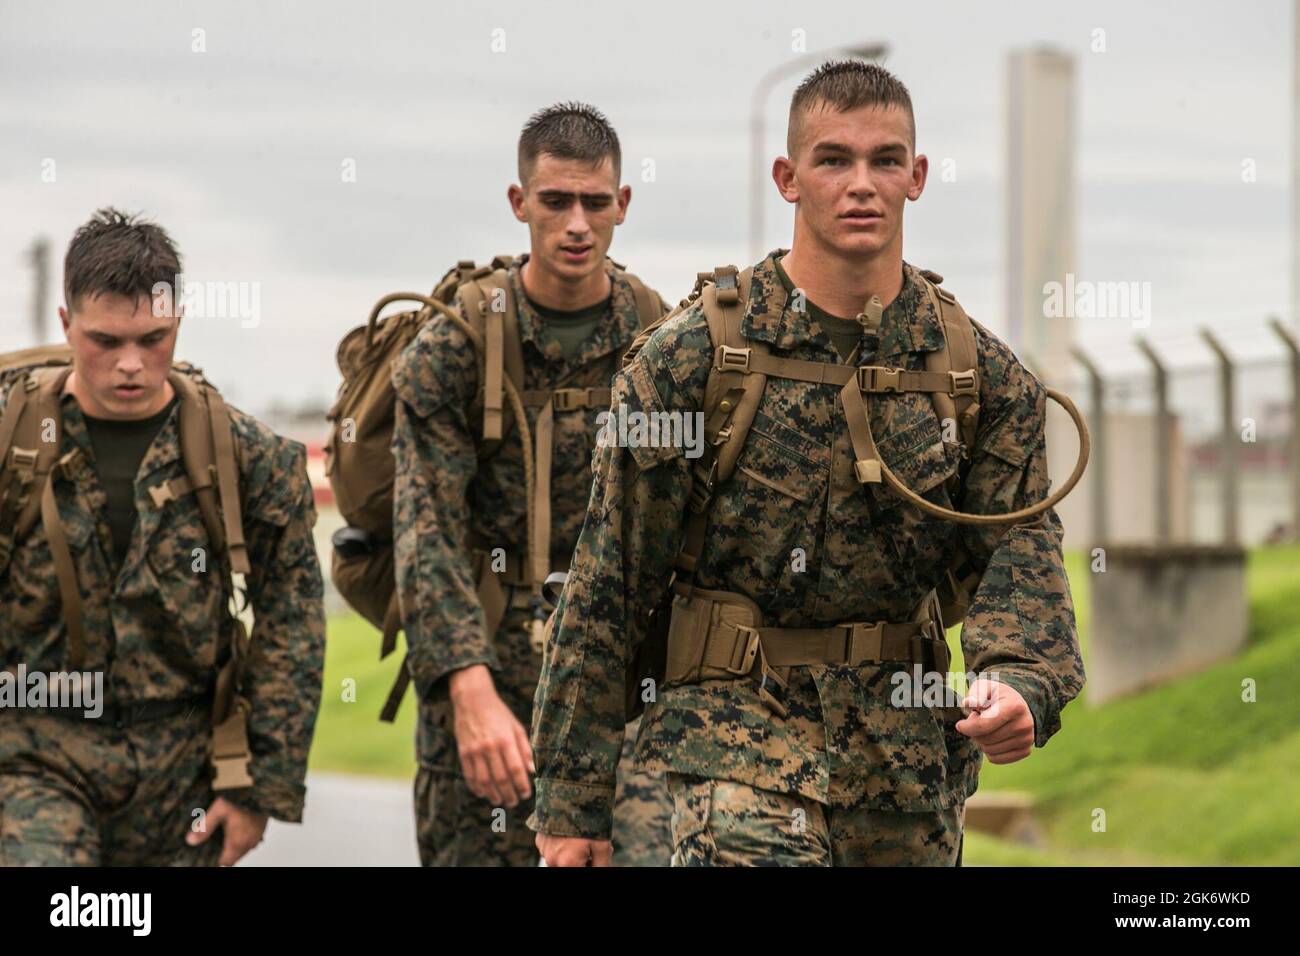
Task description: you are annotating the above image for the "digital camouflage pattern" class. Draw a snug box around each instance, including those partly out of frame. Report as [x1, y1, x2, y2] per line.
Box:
[666, 773, 963, 866]
[0, 381, 326, 863]
[392, 255, 673, 866]
[0, 709, 223, 866]
[528, 252, 1086, 848]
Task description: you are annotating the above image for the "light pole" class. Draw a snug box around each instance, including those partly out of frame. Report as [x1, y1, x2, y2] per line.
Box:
[749, 44, 888, 264]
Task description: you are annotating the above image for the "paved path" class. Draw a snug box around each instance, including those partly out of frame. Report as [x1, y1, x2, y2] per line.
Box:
[242, 772, 419, 867]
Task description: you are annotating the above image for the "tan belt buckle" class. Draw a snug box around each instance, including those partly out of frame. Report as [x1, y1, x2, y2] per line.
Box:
[725, 624, 761, 676]
[843, 622, 884, 664]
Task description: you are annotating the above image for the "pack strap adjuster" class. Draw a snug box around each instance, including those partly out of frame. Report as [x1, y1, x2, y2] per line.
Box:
[715, 345, 751, 374]
[853, 458, 882, 484]
[949, 369, 978, 396]
[9, 447, 38, 469]
[857, 366, 903, 393]
[714, 266, 740, 306]
[724, 624, 761, 676]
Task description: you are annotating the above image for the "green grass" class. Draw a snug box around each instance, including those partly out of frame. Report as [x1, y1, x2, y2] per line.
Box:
[965, 544, 1300, 866]
[307, 614, 417, 779]
[310, 545, 1300, 865]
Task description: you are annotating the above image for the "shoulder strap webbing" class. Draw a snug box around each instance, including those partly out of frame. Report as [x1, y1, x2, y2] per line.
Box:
[3, 366, 71, 545]
[171, 372, 237, 572]
[919, 271, 981, 455]
[676, 265, 759, 578]
[460, 267, 523, 443]
[623, 271, 661, 329]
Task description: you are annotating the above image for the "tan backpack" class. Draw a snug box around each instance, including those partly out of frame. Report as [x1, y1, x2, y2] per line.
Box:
[0, 344, 257, 791]
[616, 265, 1089, 720]
[324, 256, 662, 721]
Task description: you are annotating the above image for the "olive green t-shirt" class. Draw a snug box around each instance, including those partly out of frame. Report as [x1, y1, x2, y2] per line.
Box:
[772, 257, 868, 363]
[527, 295, 611, 362]
[83, 396, 179, 570]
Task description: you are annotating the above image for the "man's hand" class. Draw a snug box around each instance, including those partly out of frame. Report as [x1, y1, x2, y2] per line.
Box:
[536, 833, 613, 867]
[954, 678, 1035, 764]
[185, 796, 268, 866]
[449, 664, 535, 807]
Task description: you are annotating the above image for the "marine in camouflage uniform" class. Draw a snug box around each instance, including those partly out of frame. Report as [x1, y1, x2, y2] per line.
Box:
[392, 255, 674, 866]
[527, 252, 1086, 865]
[0, 380, 326, 865]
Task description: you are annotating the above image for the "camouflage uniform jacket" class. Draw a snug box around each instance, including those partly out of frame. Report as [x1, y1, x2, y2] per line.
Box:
[0, 379, 325, 823]
[528, 253, 1086, 840]
[391, 257, 666, 704]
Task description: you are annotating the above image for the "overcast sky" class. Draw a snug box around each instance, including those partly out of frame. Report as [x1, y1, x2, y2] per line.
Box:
[1, 0, 1294, 414]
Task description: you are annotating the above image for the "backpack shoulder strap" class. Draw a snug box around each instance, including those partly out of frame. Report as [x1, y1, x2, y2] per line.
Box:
[619, 269, 663, 330]
[919, 269, 981, 455]
[673, 264, 763, 578]
[1, 364, 73, 544]
[0, 365, 80, 666]
[460, 264, 522, 443]
[700, 265, 763, 485]
[170, 371, 250, 575]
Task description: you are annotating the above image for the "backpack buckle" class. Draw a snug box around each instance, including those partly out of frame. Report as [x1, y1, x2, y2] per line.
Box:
[9, 448, 37, 470]
[842, 622, 884, 664]
[949, 370, 978, 396]
[551, 388, 579, 412]
[724, 624, 761, 675]
[859, 366, 902, 393]
[716, 345, 751, 374]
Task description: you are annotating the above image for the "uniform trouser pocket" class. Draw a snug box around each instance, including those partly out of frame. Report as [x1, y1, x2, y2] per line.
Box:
[666, 773, 831, 867]
[414, 764, 538, 867]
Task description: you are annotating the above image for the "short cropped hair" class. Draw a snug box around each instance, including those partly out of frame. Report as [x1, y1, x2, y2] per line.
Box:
[63, 207, 181, 312]
[787, 60, 915, 156]
[517, 101, 622, 186]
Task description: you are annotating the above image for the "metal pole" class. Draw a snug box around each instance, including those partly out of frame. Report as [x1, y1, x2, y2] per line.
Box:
[1136, 337, 1171, 544]
[1270, 317, 1300, 541]
[1200, 329, 1239, 545]
[1071, 347, 1107, 544]
[27, 238, 50, 345]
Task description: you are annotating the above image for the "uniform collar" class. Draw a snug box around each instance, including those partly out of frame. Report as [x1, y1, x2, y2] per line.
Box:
[507, 253, 644, 371]
[740, 250, 947, 361]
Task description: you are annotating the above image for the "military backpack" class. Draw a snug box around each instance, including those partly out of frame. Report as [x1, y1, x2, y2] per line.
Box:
[0, 344, 257, 791]
[325, 256, 662, 720]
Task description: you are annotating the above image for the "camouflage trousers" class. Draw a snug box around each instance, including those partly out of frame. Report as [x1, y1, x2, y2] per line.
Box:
[414, 610, 672, 866]
[0, 708, 222, 866]
[666, 773, 965, 867]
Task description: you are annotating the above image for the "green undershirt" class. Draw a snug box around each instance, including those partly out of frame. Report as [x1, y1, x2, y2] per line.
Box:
[83, 397, 178, 570]
[772, 257, 867, 363]
[527, 295, 611, 361]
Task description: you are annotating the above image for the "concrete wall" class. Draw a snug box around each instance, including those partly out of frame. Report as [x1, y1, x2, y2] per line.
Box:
[1051, 410, 1188, 550]
[1088, 545, 1248, 704]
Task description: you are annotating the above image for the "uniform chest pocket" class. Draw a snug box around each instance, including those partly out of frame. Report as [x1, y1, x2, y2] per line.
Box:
[143, 498, 226, 662]
[714, 415, 828, 602]
[867, 409, 961, 581]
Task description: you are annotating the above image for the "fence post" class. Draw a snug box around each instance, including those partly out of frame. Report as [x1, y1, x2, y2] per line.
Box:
[1200, 329, 1239, 545]
[1136, 337, 1171, 544]
[1070, 347, 1107, 543]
